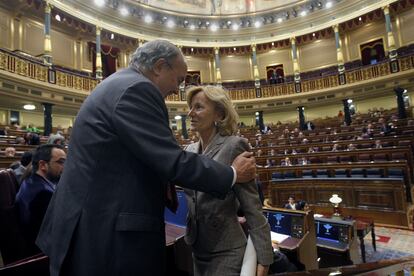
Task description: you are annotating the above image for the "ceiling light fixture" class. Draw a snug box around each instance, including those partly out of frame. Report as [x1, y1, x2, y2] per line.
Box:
[23, 104, 36, 111]
[119, 6, 129, 16]
[55, 14, 61, 21]
[110, 33, 114, 39]
[300, 10, 307, 16]
[94, 0, 105, 7]
[210, 24, 218, 32]
[277, 17, 283, 23]
[189, 24, 196, 30]
[232, 23, 239, 31]
[326, 2, 333, 8]
[144, 15, 153, 23]
[166, 20, 175, 28]
[254, 20, 262, 28]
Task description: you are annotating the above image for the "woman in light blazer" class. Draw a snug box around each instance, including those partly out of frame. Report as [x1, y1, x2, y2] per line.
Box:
[184, 86, 273, 276]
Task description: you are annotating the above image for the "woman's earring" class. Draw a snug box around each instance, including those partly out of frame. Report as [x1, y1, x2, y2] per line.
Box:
[214, 121, 218, 127]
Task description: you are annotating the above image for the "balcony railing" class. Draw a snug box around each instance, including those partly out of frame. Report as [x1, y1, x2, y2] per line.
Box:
[1, 47, 413, 101]
[0, 48, 98, 93]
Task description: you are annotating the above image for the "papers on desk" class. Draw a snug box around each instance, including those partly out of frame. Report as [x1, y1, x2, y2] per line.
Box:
[314, 214, 324, 218]
[270, 231, 289, 243]
[240, 235, 257, 276]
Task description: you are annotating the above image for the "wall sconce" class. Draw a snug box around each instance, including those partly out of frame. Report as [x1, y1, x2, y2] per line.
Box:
[329, 194, 342, 219]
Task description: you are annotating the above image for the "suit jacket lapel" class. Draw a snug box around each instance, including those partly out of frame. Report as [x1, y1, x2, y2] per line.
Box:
[203, 134, 226, 159]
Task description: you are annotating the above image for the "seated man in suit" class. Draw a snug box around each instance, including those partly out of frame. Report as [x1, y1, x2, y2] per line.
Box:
[11, 151, 33, 184]
[15, 144, 66, 255]
[284, 195, 299, 210]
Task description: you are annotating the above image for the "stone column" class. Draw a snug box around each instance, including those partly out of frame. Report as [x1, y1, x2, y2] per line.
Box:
[291, 37, 301, 92]
[333, 25, 346, 84]
[214, 47, 222, 85]
[251, 44, 262, 98]
[95, 26, 103, 80]
[383, 5, 399, 72]
[43, 103, 53, 136]
[43, 2, 52, 65]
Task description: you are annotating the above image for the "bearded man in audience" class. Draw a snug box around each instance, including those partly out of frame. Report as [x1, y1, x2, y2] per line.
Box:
[15, 144, 66, 255]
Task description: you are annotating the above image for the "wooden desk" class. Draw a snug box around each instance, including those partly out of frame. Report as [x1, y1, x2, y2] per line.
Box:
[165, 223, 185, 246]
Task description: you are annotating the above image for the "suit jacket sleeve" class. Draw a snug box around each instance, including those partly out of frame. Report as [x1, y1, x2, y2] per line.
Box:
[112, 82, 233, 199]
[231, 139, 274, 265]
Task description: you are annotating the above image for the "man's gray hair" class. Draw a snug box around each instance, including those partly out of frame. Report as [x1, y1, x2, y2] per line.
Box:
[129, 40, 183, 72]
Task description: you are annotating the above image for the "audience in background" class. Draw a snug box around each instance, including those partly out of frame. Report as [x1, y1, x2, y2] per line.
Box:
[378, 118, 391, 135]
[375, 140, 383, 149]
[266, 159, 275, 167]
[298, 157, 309, 165]
[347, 143, 356, 151]
[15, 136, 26, 145]
[15, 144, 66, 255]
[4, 146, 16, 157]
[47, 133, 65, 145]
[26, 124, 40, 134]
[11, 121, 21, 130]
[284, 195, 299, 210]
[11, 151, 33, 184]
[281, 157, 292, 166]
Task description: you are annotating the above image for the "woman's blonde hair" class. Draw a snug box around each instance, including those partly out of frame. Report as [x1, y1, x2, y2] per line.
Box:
[186, 85, 239, 136]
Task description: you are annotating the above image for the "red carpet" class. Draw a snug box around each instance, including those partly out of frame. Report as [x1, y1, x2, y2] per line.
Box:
[375, 235, 391, 243]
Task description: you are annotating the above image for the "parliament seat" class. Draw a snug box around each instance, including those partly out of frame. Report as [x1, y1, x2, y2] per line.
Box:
[0, 169, 28, 265]
[334, 169, 348, 178]
[316, 169, 329, 178]
[387, 168, 404, 179]
[366, 168, 383, 178]
[327, 156, 339, 163]
[373, 153, 388, 162]
[302, 170, 314, 178]
[350, 168, 365, 178]
[358, 154, 371, 162]
[398, 140, 411, 147]
[391, 152, 405, 161]
[339, 155, 352, 163]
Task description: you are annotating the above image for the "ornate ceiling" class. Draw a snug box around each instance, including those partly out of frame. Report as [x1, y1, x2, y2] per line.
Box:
[132, 0, 302, 16]
[46, 0, 398, 46]
[1, 0, 401, 47]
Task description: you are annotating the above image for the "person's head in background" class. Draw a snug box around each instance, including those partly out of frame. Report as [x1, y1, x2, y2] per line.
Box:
[129, 40, 187, 98]
[288, 195, 296, 205]
[5, 147, 16, 157]
[21, 151, 33, 167]
[31, 144, 66, 184]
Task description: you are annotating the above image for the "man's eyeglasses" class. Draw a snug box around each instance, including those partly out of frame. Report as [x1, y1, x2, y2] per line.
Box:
[49, 159, 66, 165]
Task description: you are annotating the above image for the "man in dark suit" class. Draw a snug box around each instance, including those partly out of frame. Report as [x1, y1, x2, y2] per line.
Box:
[36, 40, 256, 276]
[15, 144, 66, 255]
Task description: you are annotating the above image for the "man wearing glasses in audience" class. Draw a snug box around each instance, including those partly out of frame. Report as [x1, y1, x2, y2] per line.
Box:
[15, 144, 66, 255]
